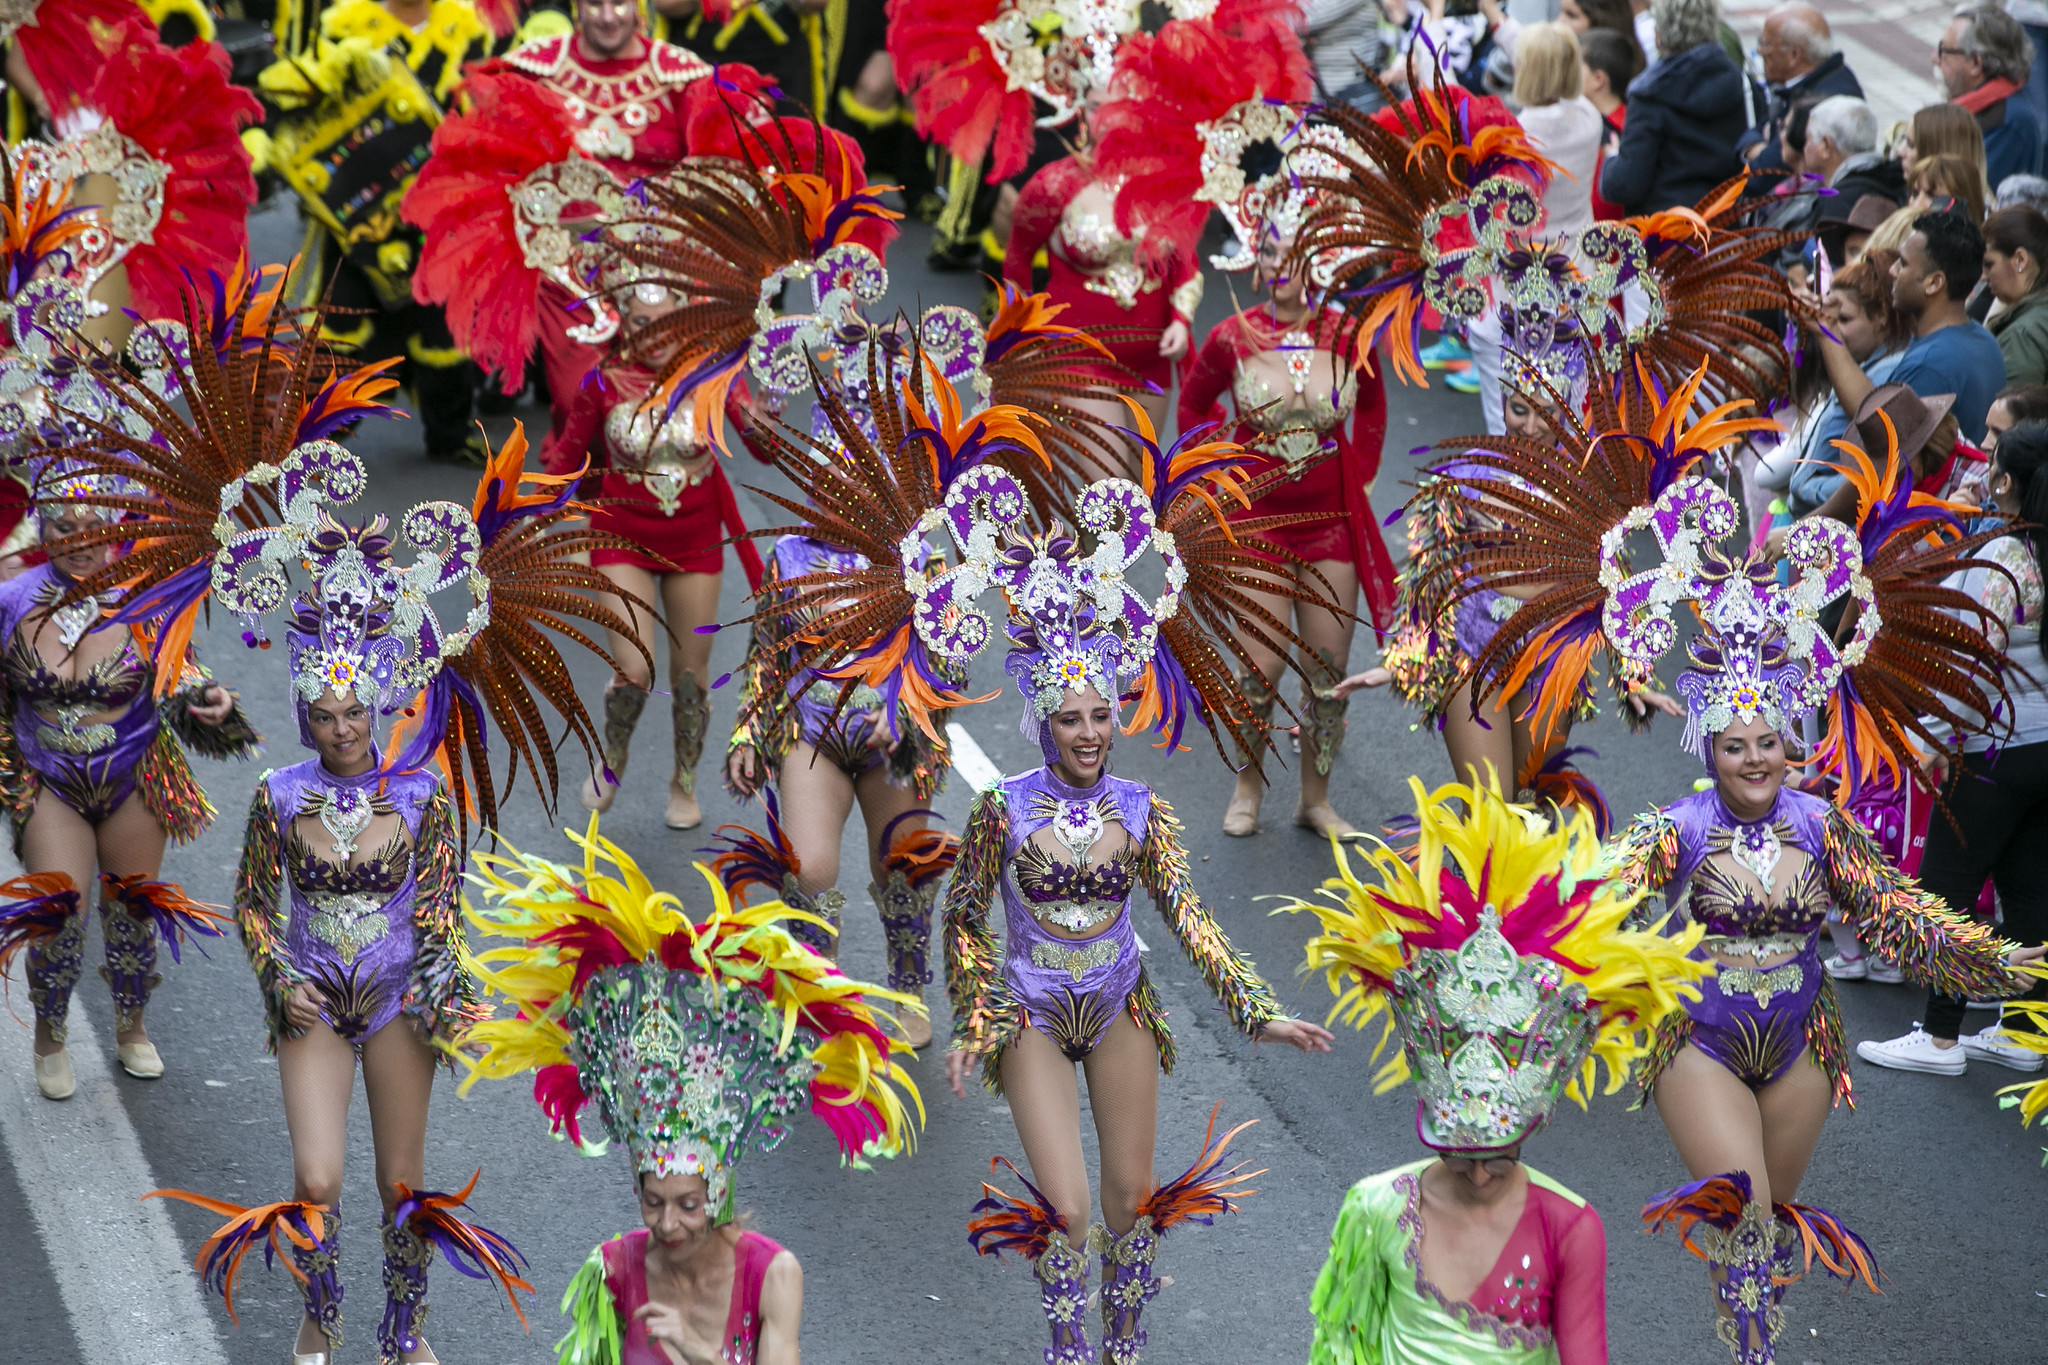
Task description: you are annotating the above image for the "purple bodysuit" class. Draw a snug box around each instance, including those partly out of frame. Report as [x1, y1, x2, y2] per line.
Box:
[944, 765, 1285, 1093]
[234, 757, 480, 1052]
[728, 534, 951, 800]
[1614, 785, 2017, 1103]
[0, 563, 255, 850]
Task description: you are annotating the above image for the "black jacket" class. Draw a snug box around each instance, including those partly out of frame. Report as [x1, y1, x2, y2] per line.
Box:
[1602, 42, 1753, 215]
[1740, 51, 1864, 172]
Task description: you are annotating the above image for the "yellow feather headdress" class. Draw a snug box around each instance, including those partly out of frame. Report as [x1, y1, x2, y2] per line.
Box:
[1277, 774, 1709, 1153]
[457, 816, 924, 1221]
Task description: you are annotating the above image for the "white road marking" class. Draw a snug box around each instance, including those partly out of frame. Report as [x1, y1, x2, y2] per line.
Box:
[945, 721, 1149, 952]
[945, 721, 1003, 791]
[0, 972, 230, 1365]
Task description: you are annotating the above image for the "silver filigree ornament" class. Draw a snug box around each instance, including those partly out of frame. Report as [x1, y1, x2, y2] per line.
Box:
[1391, 907, 1597, 1151]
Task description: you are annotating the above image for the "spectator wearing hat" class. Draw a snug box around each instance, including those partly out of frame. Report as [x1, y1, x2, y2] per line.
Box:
[1937, 4, 2044, 190]
[1766, 254, 1911, 517]
[1796, 385, 1989, 533]
[1599, 0, 1755, 214]
[1741, 4, 1863, 174]
[1821, 193, 1905, 266]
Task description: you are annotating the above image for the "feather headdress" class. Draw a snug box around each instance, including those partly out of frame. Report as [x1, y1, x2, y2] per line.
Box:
[887, 0, 1301, 183]
[458, 816, 924, 1221]
[1090, 14, 1315, 270]
[594, 98, 898, 454]
[1810, 426, 2017, 802]
[1278, 773, 1708, 1152]
[403, 66, 624, 391]
[33, 271, 651, 837]
[1288, 56, 1555, 385]
[1395, 361, 1770, 743]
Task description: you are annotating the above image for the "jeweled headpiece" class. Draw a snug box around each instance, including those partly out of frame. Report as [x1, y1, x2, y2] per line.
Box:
[1599, 477, 1871, 762]
[31, 266, 652, 838]
[459, 819, 922, 1221]
[1086, 14, 1318, 272]
[1282, 775, 1707, 1153]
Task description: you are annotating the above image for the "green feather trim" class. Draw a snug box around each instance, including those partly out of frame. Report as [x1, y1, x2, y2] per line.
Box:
[553, 1242, 623, 1365]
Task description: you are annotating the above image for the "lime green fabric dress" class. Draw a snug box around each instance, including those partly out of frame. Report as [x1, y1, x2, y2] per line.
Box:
[1309, 1160, 1609, 1365]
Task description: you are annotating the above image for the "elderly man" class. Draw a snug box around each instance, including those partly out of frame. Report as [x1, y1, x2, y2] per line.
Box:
[1803, 96, 1905, 254]
[1938, 4, 2044, 189]
[1740, 4, 1862, 173]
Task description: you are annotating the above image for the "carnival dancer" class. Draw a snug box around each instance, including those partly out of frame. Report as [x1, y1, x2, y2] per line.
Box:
[1283, 774, 1711, 1364]
[0, 457, 258, 1099]
[48, 279, 654, 1364]
[456, 816, 922, 1365]
[1081, 13, 1386, 838]
[1176, 234, 1395, 839]
[1450, 396, 2043, 1357]
[250, 0, 500, 465]
[404, 0, 725, 427]
[542, 282, 772, 831]
[0, 245, 272, 1100]
[585, 103, 1130, 1050]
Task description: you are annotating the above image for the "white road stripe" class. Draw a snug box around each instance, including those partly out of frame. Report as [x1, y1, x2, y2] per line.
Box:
[945, 721, 1003, 791]
[0, 970, 230, 1365]
[945, 720, 1149, 952]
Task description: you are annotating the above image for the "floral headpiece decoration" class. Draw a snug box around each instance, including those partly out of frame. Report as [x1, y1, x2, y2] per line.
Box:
[459, 817, 923, 1223]
[1280, 774, 1707, 1153]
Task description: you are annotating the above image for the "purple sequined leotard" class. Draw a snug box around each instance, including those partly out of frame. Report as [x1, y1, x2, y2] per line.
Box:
[942, 766, 1285, 1093]
[232, 758, 483, 1053]
[727, 534, 951, 799]
[0, 563, 257, 852]
[1611, 786, 2018, 1104]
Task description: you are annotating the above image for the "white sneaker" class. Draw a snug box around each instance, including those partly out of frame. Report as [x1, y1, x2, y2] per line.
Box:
[1856, 1027, 1967, 1075]
[1824, 953, 1867, 980]
[1960, 1023, 2045, 1072]
[1864, 958, 1905, 984]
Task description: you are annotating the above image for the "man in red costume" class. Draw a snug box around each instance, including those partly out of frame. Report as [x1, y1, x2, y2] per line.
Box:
[414, 0, 719, 423]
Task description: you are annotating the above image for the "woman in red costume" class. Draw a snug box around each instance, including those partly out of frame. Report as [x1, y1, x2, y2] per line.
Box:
[1002, 138, 1200, 455]
[1178, 226, 1396, 840]
[542, 283, 770, 833]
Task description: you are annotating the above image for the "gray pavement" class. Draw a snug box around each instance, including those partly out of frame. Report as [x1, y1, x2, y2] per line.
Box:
[3, 200, 2045, 1365]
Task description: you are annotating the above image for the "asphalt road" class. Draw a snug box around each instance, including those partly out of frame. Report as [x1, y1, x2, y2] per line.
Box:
[2, 200, 2044, 1365]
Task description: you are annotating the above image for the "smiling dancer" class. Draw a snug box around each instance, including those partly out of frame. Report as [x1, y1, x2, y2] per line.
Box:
[457, 820, 922, 1365]
[39, 274, 652, 1363]
[1433, 381, 2044, 1359]
[700, 307, 1338, 1360]
[1283, 775, 1708, 1365]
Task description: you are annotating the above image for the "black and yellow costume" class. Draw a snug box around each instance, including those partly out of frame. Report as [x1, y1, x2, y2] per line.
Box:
[249, 0, 495, 460]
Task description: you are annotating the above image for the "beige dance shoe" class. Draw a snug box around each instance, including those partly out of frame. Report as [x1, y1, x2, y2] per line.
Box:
[1294, 801, 1356, 839]
[33, 1047, 75, 1100]
[1222, 791, 1262, 837]
[117, 1040, 165, 1079]
[290, 1352, 329, 1365]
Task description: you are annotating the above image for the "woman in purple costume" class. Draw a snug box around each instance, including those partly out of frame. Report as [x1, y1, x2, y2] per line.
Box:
[1538, 462, 2037, 1363]
[941, 578, 1332, 1364]
[0, 466, 257, 1100]
[724, 529, 955, 1050]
